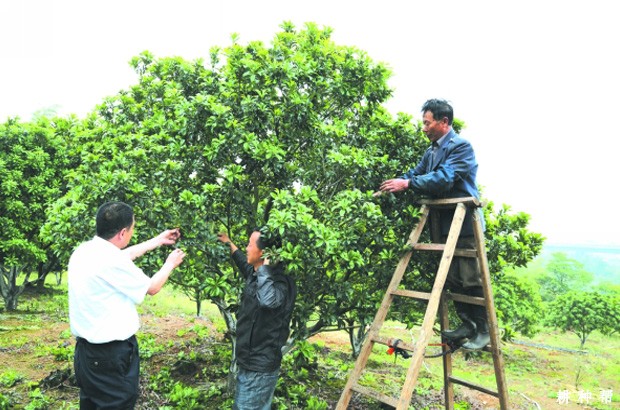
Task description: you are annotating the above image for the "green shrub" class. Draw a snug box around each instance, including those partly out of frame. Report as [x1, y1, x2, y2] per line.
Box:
[177, 324, 210, 338]
[49, 343, 74, 362]
[138, 333, 166, 359]
[167, 382, 202, 409]
[24, 388, 51, 410]
[0, 370, 23, 388]
[306, 395, 329, 410]
[0, 392, 10, 410]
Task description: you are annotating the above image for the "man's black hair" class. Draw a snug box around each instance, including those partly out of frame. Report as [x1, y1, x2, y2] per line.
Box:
[254, 226, 282, 251]
[421, 98, 454, 125]
[96, 201, 134, 240]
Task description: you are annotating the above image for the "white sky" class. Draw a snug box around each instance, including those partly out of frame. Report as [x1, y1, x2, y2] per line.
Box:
[1, 0, 619, 247]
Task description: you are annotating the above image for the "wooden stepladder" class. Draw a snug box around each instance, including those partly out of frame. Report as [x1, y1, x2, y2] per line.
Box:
[336, 197, 509, 410]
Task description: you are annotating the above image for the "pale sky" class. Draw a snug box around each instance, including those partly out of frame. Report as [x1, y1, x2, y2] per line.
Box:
[1, 0, 619, 247]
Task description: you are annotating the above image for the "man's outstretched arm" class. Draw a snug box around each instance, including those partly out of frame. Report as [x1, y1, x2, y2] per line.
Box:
[124, 228, 181, 260]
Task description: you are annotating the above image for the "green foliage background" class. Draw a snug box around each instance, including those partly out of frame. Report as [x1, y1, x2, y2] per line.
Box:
[2, 22, 547, 366]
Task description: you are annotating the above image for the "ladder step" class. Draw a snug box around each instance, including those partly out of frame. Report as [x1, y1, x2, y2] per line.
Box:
[412, 243, 478, 258]
[352, 383, 399, 408]
[449, 376, 499, 398]
[418, 196, 481, 207]
[390, 290, 486, 307]
[372, 329, 490, 353]
[391, 289, 432, 301]
[446, 293, 485, 306]
[371, 336, 414, 352]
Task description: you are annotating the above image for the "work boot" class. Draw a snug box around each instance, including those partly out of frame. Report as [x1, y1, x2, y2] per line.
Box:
[441, 312, 476, 341]
[461, 317, 490, 350]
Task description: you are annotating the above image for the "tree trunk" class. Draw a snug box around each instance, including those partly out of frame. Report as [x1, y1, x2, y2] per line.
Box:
[347, 321, 368, 358]
[580, 334, 587, 349]
[5, 293, 18, 310]
[212, 297, 238, 394]
[195, 288, 202, 316]
[227, 357, 238, 396]
[281, 337, 297, 355]
[0, 265, 26, 311]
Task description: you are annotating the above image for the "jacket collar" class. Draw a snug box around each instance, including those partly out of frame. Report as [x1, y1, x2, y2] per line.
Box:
[428, 128, 456, 170]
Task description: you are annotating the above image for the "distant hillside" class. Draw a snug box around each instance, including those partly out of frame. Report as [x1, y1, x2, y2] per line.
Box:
[537, 243, 620, 285]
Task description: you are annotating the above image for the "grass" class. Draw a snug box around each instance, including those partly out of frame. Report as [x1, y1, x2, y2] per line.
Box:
[1, 279, 619, 409]
[139, 286, 197, 317]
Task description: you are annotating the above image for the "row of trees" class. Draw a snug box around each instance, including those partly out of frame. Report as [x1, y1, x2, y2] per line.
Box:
[2, 23, 548, 384]
[503, 252, 620, 348]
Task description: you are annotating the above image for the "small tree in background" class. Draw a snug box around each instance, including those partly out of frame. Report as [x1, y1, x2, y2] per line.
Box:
[545, 291, 620, 348]
[537, 252, 593, 301]
[0, 116, 77, 310]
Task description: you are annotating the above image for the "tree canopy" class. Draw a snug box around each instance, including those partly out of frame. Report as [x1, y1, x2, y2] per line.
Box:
[41, 23, 429, 365]
[545, 291, 620, 348]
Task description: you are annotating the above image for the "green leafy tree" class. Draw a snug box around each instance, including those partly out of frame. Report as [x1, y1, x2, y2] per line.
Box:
[493, 272, 543, 339]
[606, 294, 620, 337]
[591, 285, 620, 336]
[545, 291, 620, 348]
[0, 117, 75, 310]
[483, 202, 545, 279]
[481, 202, 545, 338]
[537, 252, 594, 301]
[41, 23, 425, 389]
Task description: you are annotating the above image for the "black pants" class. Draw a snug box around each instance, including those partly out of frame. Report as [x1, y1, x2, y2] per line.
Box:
[74, 335, 140, 410]
[441, 235, 486, 320]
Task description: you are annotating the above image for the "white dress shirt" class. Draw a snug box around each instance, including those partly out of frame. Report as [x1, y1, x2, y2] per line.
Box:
[68, 236, 151, 343]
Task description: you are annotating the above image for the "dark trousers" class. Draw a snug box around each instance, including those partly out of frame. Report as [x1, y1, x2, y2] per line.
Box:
[444, 236, 482, 290]
[442, 235, 486, 320]
[233, 367, 280, 410]
[74, 335, 140, 410]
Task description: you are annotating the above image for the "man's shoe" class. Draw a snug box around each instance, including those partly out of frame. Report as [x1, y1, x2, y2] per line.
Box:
[461, 318, 490, 350]
[441, 315, 476, 340]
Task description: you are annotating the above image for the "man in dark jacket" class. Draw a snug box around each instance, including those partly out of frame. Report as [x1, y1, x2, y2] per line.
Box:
[378, 98, 489, 350]
[218, 228, 296, 410]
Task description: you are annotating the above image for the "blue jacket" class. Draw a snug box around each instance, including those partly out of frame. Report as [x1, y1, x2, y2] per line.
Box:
[403, 129, 482, 236]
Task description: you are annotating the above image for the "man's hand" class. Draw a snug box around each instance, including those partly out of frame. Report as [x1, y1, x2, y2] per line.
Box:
[158, 228, 181, 246]
[379, 178, 409, 194]
[217, 232, 238, 253]
[148, 248, 186, 295]
[126, 228, 181, 261]
[165, 248, 186, 269]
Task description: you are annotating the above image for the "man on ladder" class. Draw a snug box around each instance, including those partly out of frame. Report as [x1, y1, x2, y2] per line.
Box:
[379, 98, 489, 350]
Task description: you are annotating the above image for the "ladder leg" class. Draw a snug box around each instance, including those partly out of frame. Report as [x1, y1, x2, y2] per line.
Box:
[395, 203, 467, 409]
[440, 296, 454, 410]
[336, 251, 414, 409]
[433, 209, 454, 410]
[473, 211, 509, 409]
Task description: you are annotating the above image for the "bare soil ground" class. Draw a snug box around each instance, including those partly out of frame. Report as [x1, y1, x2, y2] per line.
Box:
[0, 309, 218, 409]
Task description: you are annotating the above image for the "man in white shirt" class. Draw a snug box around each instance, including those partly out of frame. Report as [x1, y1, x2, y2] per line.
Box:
[68, 201, 185, 409]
